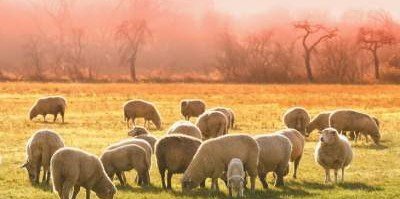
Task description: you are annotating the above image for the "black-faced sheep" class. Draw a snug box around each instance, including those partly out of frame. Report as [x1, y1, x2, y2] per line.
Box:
[181, 134, 259, 192]
[329, 109, 381, 145]
[123, 100, 162, 130]
[278, 128, 305, 179]
[180, 99, 206, 120]
[50, 147, 116, 199]
[166, 120, 202, 139]
[29, 96, 67, 123]
[315, 128, 353, 183]
[283, 107, 310, 136]
[254, 134, 291, 188]
[195, 110, 228, 140]
[209, 107, 235, 130]
[22, 130, 64, 184]
[155, 134, 202, 190]
[227, 158, 245, 197]
[100, 144, 150, 186]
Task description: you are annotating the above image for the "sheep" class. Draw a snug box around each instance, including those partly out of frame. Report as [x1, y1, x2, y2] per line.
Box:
[283, 107, 310, 136]
[127, 126, 158, 151]
[106, 138, 152, 185]
[166, 120, 202, 139]
[209, 107, 235, 130]
[29, 96, 67, 123]
[195, 110, 228, 140]
[21, 130, 64, 184]
[123, 100, 162, 130]
[306, 111, 332, 135]
[181, 134, 259, 192]
[315, 128, 353, 183]
[180, 99, 206, 120]
[155, 134, 202, 190]
[50, 147, 116, 199]
[353, 116, 380, 142]
[227, 158, 245, 197]
[278, 128, 305, 179]
[254, 134, 291, 189]
[100, 144, 150, 187]
[329, 109, 381, 145]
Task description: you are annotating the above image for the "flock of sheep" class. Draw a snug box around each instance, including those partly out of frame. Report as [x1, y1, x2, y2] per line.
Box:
[22, 96, 382, 199]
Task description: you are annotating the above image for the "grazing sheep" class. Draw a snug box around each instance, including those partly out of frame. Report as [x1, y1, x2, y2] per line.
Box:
[278, 128, 305, 179]
[181, 99, 206, 120]
[209, 107, 235, 130]
[315, 128, 353, 183]
[50, 147, 116, 199]
[29, 96, 67, 123]
[166, 120, 202, 139]
[306, 111, 332, 135]
[254, 134, 291, 188]
[21, 130, 64, 184]
[134, 134, 157, 153]
[123, 100, 162, 130]
[329, 109, 381, 145]
[181, 134, 259, 192]
[353, 116, 380, 142]
[155, 134, 202, 190]
[195, 111, 228, 140]
[127, 126, 157, 151]
[127, 126, 150, 137]
[106, 138, 152, 185]
[227, 158, 245, 197]
[101, 144, 150, 186]
[283, 107, 310, 136]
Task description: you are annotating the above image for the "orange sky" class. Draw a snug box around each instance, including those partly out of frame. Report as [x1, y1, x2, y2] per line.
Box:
[215, 0, 400, 19]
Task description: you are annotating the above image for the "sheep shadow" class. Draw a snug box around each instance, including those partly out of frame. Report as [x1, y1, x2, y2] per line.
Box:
[337, 182, 383, 191]
[289, 181, 336, 190]
[352, 144, 388, 150]
[115, 184, 164, 194]
[32, 183, 53, 192]
[171, 188, 227, 199]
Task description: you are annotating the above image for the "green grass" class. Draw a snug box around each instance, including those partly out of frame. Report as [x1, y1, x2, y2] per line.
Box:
[0, 82, 399, 198]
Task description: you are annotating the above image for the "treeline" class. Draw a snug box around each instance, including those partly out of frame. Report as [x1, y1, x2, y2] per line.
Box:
[0, 1, 399, 83]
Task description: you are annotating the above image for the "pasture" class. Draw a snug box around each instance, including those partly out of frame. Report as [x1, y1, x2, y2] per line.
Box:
[0, 82, 399, 199]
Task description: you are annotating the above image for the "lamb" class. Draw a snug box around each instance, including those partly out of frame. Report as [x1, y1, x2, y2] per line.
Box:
[21, 130, 64, 184]
[166, 120, 202, 139]
[306, 111, 332, 135]
[278, 128, 305, 179]
[329, 109, 381, 145]
[283, 107, 310, 136]
[195, 110, 228, 140]
[123, 100, 162, 130]
[155, 134, 202, 190]
[209, 107, 235, 129]
[180, 99, 206, 120]
[50, 147, 116, 199]
[315, 128, 353, 183]
[29, 96, 67, 123]
[100, 144, 150, 186]
[227, 158, 245, 197]
[254, 134, 292, 188]
[181, 134, 259, 192]
[127, 126, 158, 151]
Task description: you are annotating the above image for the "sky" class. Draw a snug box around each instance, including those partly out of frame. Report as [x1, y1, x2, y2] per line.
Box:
[214, 0, 400, 19]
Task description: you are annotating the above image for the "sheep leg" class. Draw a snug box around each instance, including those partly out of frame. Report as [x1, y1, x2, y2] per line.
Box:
[211, 178, 219, 191]
[46, 170, 51, 184]
[341, 167, 345, 183]
[324, 169, 331, 183]
[61, 180, 74, 199]
[72, 185, 80, 199]
[140, 171, 149, 187]
[159, 167, 166, 189]
[334, 170, 338, 183]
[293, 155, 302, 179]
[274, 166, 285, 187]
[200, 180, 206, 188]
[365, 134, 369, 143]
[258, 171, 268, 189]
[41, 166, 47, 184]
[43, 114, 47, 122]
[85, 188, 91, 199]
[116, 172, 125, 186]
[228, 186, 233, 197]
[35, 162, 41, 184]
[167, 170, 173, 189]
[53, 114, 58, 123]
[61, 111, 65, 123]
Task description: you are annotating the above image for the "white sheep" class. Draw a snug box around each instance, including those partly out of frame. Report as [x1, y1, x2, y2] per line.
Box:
[50, 147, 116, 199]
[195, 110, 228, 140]
[278, 128, 305, 179]
[315, 128, 353, 183]
[123, 100, 162, 130]
[283, 107, 310, 136]
[29, 96, 67, 123]
[22, 130, 64, 184]
[227, 158, 245, 197]
[209, 107, 235, 130]
[166, 120, 202, 139]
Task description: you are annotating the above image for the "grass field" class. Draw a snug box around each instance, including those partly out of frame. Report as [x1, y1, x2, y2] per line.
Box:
[0, 82, 399, 199]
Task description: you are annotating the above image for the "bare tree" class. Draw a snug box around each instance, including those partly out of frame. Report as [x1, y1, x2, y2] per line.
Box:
[358, 28, 396, 79]
[24, 35, 46, 81]
[66, 27, 86, 81]
[116, 19, 151, 82]
[294, 21, 337, 82]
